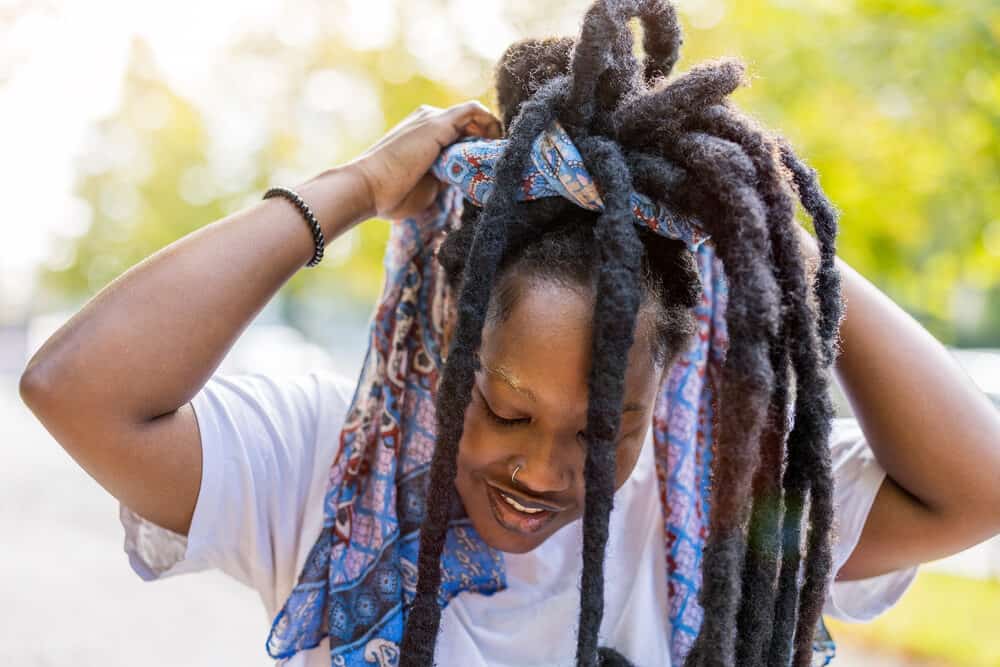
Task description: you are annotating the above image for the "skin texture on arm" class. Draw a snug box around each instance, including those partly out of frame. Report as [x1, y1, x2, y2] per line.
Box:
[796, 226, 1000, 581]
[18, 101, 503, 537]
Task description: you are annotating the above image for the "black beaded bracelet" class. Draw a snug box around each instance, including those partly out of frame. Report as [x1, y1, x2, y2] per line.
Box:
[263, 186, 326, 267]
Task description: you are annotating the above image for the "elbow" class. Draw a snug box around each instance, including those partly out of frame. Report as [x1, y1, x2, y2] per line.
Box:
[958, 486, 1000, 543]
[19, 360, 58, 412]
[19, 365, 45, 409]
[985, 435, 1000, 534]
[989, 487, 1000, 537]
[976, 505, 1000, 543]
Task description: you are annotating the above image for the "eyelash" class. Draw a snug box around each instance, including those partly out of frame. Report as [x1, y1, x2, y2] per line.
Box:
[488, 409, 526, 428]
[478, 390, 529, 427]
[476, 388, 642, 440]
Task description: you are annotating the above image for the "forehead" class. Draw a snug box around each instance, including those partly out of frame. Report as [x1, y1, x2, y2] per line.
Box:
[479, 281, 657, 407]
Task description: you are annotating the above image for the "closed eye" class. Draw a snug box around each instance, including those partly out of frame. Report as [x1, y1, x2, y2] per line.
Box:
[477, 388, 530, 427]
[486, 407, 529, 428]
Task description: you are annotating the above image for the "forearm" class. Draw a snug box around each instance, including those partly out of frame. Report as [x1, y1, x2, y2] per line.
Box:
[798, 227, 1000, 527]
[21, 164, 373, 423]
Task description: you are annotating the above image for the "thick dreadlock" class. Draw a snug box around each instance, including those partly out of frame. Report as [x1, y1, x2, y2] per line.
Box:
[399, 1, 844, 665]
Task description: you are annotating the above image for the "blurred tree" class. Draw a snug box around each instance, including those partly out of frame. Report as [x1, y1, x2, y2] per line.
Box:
[44, 39, 227, 299]
[44, 0, 1000, 344]
[688, 0, 1000, 345]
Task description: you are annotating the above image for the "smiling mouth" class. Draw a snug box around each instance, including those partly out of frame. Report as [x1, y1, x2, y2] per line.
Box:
[484, 482, 564, 535]
[500, 492, 546, 514]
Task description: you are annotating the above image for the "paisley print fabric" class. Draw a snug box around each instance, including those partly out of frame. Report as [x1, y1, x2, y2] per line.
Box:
[264, 119, 834, 666]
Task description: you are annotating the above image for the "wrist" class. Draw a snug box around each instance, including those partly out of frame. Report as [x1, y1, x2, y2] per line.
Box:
[295, 164, 376, 241]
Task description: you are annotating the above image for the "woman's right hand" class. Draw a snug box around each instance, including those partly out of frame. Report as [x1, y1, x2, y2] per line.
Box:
[350, 101, 502, 221]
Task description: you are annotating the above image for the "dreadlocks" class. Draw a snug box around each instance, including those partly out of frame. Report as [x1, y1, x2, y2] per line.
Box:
[399, 1, 843, 665]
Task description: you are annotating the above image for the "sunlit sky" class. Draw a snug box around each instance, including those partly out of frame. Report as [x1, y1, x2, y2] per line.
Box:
[0, 0, 533, 321]
[1, 0, 283, 317]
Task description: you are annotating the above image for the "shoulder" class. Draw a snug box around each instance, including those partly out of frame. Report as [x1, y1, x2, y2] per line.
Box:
[824, 415, 919, 621]
[827, 416, 884, 504]
[118, 368, 360, 603]
[197, 368, 355, 415]
[191, 369, 356, 452]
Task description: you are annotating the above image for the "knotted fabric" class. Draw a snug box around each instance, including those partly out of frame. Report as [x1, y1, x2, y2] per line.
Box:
[264, 119, 826, 665]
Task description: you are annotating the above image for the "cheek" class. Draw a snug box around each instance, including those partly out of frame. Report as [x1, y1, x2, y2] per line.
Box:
[456, 411, 508, 471]
[613, 434, 645, 490]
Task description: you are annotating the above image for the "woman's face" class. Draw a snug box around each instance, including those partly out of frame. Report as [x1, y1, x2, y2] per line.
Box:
[453, 279, 663, 554]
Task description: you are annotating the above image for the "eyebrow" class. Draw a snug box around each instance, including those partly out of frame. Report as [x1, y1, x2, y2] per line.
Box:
[483, 363, 645, 413]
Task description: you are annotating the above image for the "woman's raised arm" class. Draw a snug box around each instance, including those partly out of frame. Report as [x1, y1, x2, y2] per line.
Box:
[18, 100, 502, 537]
[796, 225, 1000, 580]
[18, 165, 371, 535]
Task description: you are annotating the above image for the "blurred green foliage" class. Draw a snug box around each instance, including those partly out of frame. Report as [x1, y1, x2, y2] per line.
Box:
[43, 0, 1000, 344]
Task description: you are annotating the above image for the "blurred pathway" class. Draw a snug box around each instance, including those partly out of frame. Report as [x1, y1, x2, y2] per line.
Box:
[1, 373, 273, 666]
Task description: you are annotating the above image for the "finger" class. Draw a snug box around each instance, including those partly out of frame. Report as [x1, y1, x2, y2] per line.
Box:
[460, 117, 503, 140]
[449, 99, 492, 117]
[451, 101, 502, 135]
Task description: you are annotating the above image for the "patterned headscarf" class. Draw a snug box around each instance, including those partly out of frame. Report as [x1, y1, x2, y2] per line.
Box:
[264, 120, 833, 666]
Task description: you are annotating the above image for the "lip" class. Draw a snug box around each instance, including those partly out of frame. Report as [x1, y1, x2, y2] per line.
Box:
[484, 482, 564, 536]
[485, 481, 569, 512]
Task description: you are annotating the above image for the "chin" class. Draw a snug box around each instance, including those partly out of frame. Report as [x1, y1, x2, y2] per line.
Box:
[469, 512, 552, 553]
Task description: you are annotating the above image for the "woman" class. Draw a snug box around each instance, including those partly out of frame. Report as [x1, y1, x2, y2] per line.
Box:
[20, 1, 1000, 666]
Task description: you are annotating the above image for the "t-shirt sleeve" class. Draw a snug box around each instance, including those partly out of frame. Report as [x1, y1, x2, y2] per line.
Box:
[118, 370, 355, 609]
[823, 416, 919, 622]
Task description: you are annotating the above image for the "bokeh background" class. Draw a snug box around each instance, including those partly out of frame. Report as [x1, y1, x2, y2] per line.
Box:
[2, 0, 999, 665]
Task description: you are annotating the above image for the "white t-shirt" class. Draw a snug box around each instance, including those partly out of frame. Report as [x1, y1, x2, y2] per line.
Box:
[119, 370, 918, 666]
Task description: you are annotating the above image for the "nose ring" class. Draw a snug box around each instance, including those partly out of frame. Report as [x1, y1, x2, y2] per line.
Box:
[511, 464, 522, 485]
